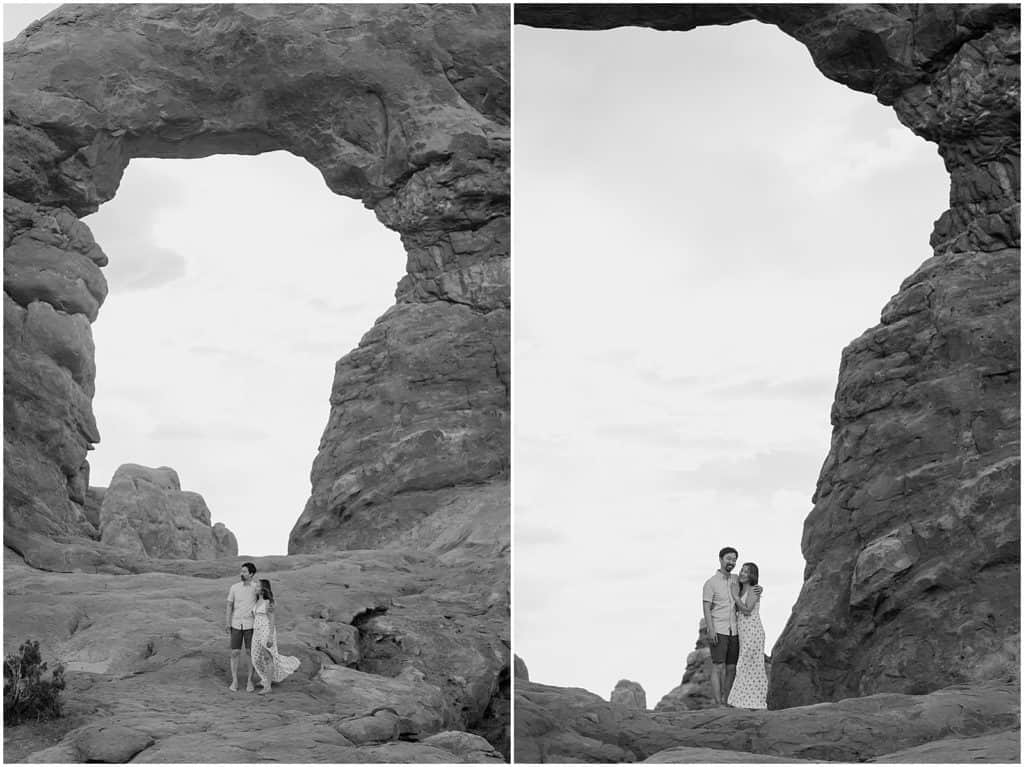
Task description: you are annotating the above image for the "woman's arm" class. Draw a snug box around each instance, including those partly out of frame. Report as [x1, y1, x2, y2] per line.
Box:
[266, 604, 276, 647]
[749, 587, 761, 610]
[730, 582, 753, 614]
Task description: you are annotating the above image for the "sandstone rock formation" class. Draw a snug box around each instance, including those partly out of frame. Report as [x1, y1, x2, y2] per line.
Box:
[4, 3, 509, 566]
[513, 654, 529, 680]
[4, 547, 509, 762]
[656, 619, 713, 712]
[96, 464, 237, 560]
[610, 679, 646, 710]
[518, 2, 1020, 708]
[515, 676, 1019, 763]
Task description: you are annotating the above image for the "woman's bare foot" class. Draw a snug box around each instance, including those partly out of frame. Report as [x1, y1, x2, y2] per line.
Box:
[228, 681, 238, 692]
[245, 680, 255, 692]
[258, 685, 271, 695]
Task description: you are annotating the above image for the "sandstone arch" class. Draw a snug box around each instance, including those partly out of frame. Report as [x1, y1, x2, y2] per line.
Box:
[517, 3, 1020, 708]
[4, 5, 510, 565]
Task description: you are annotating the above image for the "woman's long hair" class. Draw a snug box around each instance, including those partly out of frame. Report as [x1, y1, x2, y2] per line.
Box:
[741, 562, 759, 589]
[258, 578, 275, 606]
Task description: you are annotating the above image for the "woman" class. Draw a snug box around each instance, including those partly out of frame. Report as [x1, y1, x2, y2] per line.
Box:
[727, 562, 768, 709]
[251, 579, 300, 694]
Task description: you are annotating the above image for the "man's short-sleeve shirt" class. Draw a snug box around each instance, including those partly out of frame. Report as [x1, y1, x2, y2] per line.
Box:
[227, 580, 259, 630]
[702, 570, 738, 636]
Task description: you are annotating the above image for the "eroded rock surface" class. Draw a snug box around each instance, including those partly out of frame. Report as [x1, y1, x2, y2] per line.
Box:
[655, 619, 713, 712]
[513, 654, 529, 680]
[610, 679, 646, 711]
[514, 677, 1020, 763]
[4, 3, 509, 566]
[517, 2, 1020, 708]
[97, 464, 237, 560]
[3, 547, 509, 762]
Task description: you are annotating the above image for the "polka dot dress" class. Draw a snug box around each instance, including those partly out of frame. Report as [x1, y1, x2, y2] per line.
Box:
[727, 589, 768, 709]
[251, 601, 300, 687]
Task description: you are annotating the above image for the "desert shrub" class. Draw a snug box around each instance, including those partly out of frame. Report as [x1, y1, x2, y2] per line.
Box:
[3, 640, 66, 725]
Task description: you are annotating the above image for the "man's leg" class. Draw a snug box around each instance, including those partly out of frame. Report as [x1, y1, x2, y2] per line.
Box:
[710, 662, 724, 705]
[243, 630, 255, 692]
[723, 635, 740, 702]
[724, 664, 737, 701]
[229, 648, 240, 691]
[708, 634, 728, 705]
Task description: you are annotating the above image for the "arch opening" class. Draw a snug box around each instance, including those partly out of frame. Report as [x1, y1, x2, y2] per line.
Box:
[82, 151, 406, 556]
[514, 19, 950, 706]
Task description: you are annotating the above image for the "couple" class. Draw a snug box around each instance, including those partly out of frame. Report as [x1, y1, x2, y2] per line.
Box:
[225, 562, 300, 694]
[701, 546, 767, 709]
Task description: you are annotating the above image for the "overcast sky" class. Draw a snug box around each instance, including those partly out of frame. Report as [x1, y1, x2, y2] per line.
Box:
[514, 21, 948, 705]
[6, 4, 406, 556]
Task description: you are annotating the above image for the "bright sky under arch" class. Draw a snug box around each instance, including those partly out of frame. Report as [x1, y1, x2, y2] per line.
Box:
[513, 21, 949, 705]
[83, 154, 405, 557]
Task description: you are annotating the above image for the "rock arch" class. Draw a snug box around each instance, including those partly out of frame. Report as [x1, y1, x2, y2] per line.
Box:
[4, 5, 509, 564]
[516, 3, 1020, 708]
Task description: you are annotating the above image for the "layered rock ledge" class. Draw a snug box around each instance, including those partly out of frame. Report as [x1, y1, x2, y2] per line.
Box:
[515, 676, 1019, 763]
[517, 2, 1020, 709]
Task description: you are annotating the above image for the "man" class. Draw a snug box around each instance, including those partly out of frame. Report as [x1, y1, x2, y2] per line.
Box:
[702, 546, 761, 706]
[226, 561, 260, 692]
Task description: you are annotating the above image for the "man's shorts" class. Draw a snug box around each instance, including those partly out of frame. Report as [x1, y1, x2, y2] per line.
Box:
[710, 633, 739, 665]
[230, 627, 253, 650]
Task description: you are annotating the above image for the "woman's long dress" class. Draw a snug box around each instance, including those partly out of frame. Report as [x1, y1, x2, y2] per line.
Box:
[251, 602, 300, 685]
[727, 589, 768, 709]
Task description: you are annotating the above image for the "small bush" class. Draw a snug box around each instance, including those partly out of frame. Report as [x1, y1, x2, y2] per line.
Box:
[3, 640, 66, 725]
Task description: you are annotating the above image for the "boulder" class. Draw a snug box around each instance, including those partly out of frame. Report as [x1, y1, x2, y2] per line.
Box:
[421, 731, 505, 762]
[97, 464, 237, 560]
[610, 679, 646, 711]
[319, 665, 446, 739]
[72, 724, 153, 762]
[4, 3, 510, 570]
[334, 708, 401, 745]
[517, 2, 1021, 709]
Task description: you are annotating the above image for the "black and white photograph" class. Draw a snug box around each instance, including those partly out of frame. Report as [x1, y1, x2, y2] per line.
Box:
[4, 2, 509, 762]
[3, 1, 1021, 764]
[512, 3, 1019, 763]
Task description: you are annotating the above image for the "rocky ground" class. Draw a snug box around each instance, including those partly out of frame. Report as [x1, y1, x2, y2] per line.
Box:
[515, 676, 1020, 763]
[4, 544, 509, 763]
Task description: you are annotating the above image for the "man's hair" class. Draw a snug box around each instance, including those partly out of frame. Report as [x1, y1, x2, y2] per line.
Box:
[242, 562, 257, 575]
[742, 562, 760, 586]
[718, 547, 738, 560]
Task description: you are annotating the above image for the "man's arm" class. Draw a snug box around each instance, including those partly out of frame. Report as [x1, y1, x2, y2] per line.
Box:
[702, 600, 718, 645]
[225, 589, 234, 633]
